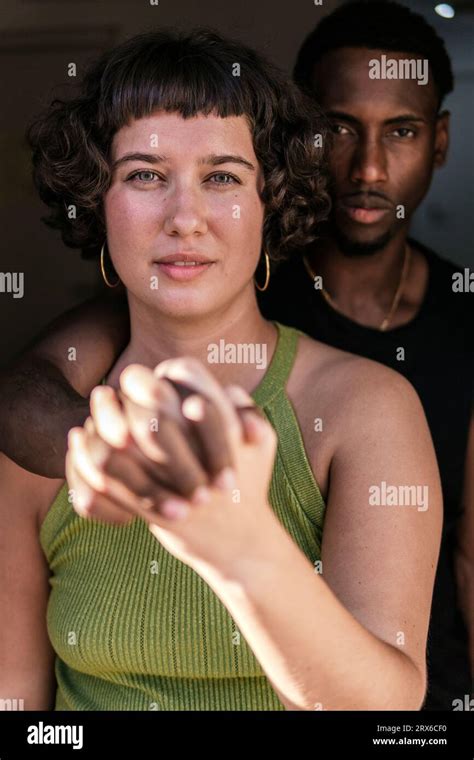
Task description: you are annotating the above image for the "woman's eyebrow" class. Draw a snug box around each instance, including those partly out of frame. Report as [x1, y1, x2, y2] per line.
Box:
[111, 152, 255, 171]
[111, 152, 166, 171]
[198, 153, 256, 171]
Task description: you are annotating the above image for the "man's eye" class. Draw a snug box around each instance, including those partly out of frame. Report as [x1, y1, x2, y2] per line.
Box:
[207, 172, 239, 185]
[331, 124, 351, 136]
[391, 128, 416, 138]
[127, 170, 161, 183]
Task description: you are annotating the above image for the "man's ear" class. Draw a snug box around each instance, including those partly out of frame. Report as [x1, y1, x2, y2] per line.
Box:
[434, 110, 450, 168]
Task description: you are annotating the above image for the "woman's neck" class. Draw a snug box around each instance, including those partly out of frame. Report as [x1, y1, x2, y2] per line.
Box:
[106, 290, 278, 394]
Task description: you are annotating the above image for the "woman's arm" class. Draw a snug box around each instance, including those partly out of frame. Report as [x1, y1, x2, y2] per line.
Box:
[0, 290, 129, 478]
[0, 453, 64, 709]
[455, 411, 474, 679]
[197, 367, 442, 710]
[64, 358, 442, 710]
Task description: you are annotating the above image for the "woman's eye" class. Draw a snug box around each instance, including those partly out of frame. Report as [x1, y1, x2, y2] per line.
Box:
[128, 170, 161, 183]
[207, 172, 239, 185]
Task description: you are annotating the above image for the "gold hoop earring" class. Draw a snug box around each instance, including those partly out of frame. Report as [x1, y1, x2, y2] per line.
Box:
[255, 249, 270, 292]
[100, 241, 120, 288]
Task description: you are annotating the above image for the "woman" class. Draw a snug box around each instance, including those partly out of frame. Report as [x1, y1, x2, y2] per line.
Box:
[0, 28, 441, 711]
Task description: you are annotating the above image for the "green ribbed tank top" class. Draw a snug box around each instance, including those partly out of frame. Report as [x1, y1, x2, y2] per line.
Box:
[40, 321, 326, 711]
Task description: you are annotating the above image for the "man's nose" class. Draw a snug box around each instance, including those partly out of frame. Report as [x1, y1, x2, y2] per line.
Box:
[349, 137, 388, 185]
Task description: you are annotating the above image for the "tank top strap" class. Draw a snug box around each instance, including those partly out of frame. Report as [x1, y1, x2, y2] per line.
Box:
[251, 321, 301, 407]
[252, 321, 326, 527]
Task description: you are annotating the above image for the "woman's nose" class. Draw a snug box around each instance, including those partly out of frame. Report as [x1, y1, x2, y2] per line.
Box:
[162, 188, 208, 236]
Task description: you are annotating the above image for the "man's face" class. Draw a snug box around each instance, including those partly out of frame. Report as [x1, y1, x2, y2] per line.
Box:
[312, 47, 449, 256]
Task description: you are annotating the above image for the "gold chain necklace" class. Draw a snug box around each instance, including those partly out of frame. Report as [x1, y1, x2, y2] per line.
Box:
[302, 244, 412, 332]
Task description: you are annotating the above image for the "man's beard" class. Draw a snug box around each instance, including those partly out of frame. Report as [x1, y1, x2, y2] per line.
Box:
[331, 221, 396, 258]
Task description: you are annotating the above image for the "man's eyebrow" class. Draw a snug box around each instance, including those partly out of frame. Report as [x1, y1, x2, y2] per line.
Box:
[326, 110, 426, 125]
[383, 114, 427, 125]
[111, 152, 255, 171]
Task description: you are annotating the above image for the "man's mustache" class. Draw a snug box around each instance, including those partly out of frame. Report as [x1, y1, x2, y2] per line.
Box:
[337, 191, 394, 211]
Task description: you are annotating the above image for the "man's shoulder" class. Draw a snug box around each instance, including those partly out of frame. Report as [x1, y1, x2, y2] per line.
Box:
[415, 239, 462, 273]
[414, 239, 472, 290]
[412, 239, 474, 321]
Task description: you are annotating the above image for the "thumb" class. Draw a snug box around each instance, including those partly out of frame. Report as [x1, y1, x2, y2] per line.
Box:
[224, 385, 269, 445]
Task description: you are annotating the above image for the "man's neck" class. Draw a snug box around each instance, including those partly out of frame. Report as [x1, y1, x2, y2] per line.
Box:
[306, 232, 428, 329]
[106, 287, 278, 392]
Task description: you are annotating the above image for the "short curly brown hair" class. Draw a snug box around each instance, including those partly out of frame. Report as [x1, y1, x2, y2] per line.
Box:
[26, 27, 331, 264]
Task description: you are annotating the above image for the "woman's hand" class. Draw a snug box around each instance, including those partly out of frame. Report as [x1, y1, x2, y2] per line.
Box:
[66, 358, 278, 573]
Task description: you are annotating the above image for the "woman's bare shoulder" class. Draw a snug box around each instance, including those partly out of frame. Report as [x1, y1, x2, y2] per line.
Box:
[294, 330, 419, 413]
[287, 330, 427, 497]
[0, 452, 65, 528]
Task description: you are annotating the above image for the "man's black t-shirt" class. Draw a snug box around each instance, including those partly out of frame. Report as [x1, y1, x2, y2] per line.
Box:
[257, 239, 473, 709]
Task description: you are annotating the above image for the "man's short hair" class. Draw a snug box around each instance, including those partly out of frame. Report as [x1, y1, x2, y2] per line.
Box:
[293, 0, 454, 108]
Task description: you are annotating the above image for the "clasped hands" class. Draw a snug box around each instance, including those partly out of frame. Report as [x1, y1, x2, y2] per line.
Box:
[66, 358, 278, 572]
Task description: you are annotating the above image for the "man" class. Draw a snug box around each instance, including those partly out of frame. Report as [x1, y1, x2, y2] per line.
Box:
[260, 1, 474, 710]
[0, 0, 472, 709]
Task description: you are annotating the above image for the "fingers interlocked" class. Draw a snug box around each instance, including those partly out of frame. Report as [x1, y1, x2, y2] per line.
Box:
[66, 361, 241, 524]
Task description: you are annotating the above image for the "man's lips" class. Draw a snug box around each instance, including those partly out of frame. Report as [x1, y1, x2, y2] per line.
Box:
[343, 206, 390, 223]
[338, 196, 392, 224]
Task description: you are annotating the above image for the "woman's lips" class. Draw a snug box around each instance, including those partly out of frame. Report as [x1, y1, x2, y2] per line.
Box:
[155, 261, 215, 281]
[341, 204, 390, 224]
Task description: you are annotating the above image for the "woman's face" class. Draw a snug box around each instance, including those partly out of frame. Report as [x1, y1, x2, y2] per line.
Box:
[104, 110, 265, 319]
